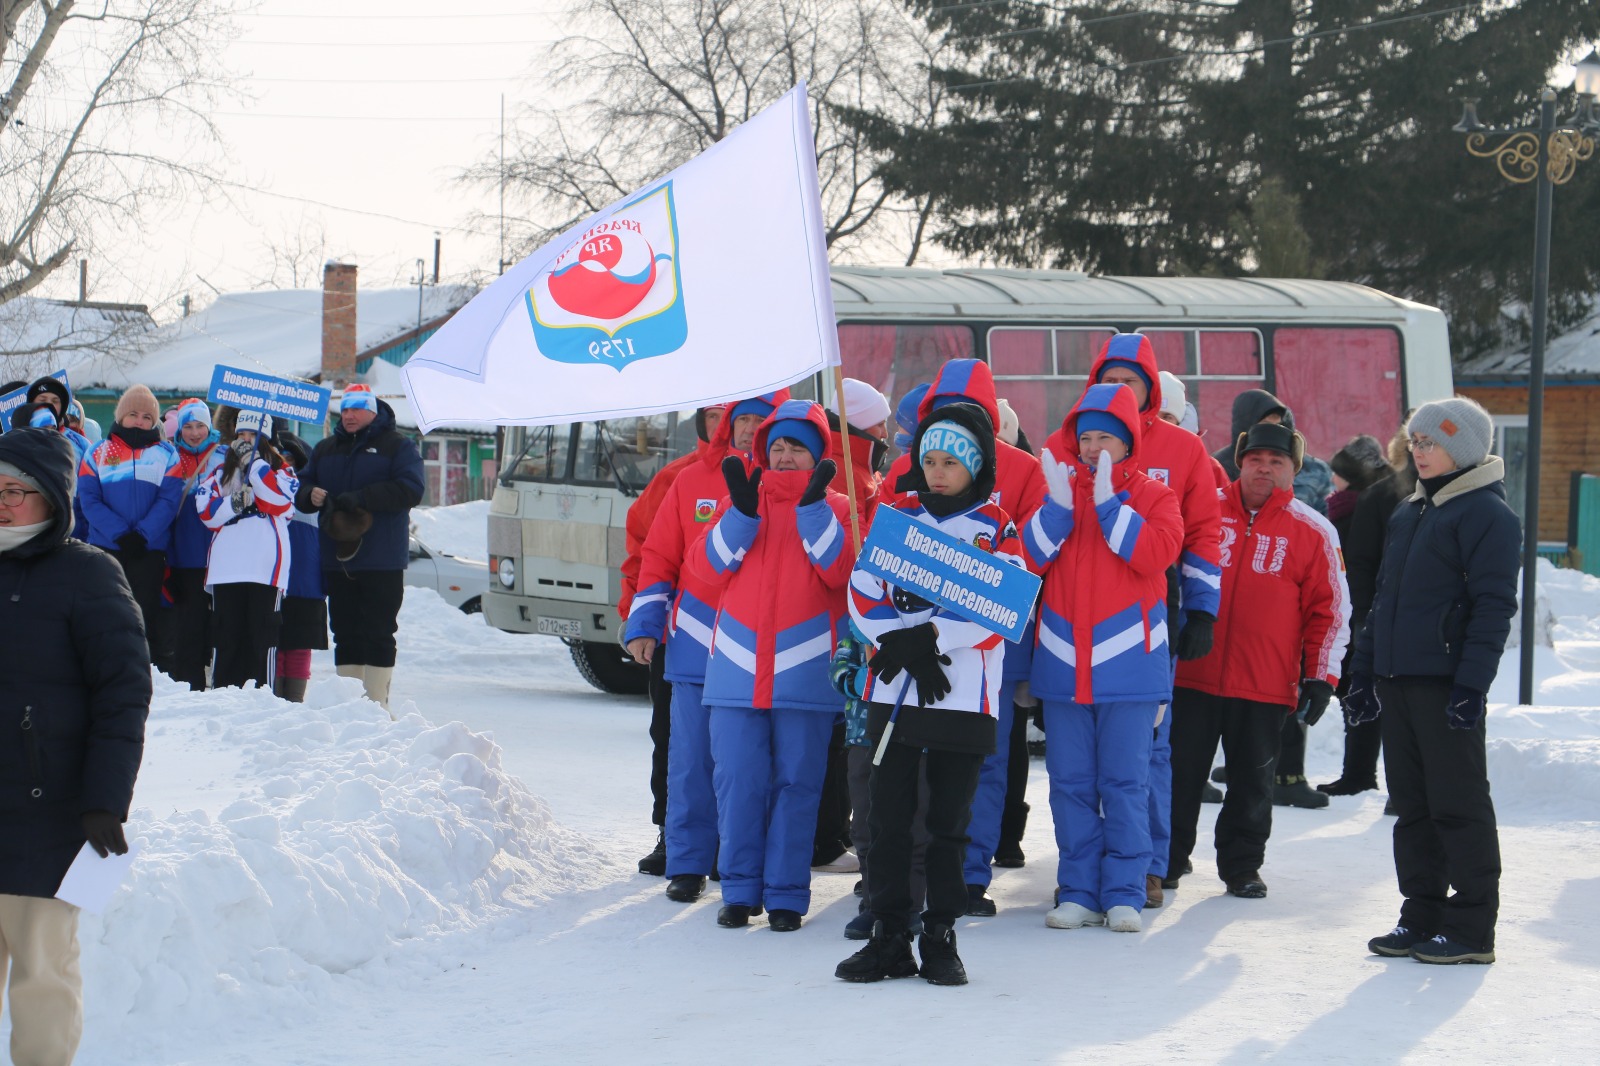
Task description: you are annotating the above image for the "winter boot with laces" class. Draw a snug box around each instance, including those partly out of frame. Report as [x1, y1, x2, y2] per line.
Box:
[1368, 924, 1432, 958]
[638, 829, 667, 876]
[1410, 934, 1495, 965]
[835, 922, 919, 982]
[917, 924, 968, 986]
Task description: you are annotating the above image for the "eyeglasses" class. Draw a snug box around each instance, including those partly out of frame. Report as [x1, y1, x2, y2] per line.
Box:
[0, 487, 43, 507]
[1407, 437, 1440, 454]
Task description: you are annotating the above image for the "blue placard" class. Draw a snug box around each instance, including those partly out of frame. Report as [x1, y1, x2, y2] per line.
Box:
[0, 370, 69, 429]
[857, 504, 1041, 643]
[207, 365, 331, 424]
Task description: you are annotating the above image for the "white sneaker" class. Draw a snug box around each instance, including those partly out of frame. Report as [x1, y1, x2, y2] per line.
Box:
[812, 850, 860, 874]
[1045, 902, 1105, 929]
[1106, 905, 1143, 933]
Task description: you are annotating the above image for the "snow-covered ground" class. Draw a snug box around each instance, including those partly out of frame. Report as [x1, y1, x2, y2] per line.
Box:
[14, 537, 1600, 1064]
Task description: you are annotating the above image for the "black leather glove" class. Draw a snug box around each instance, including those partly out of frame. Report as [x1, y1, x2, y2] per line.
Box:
[81, 810, 128, 858]
[115, 531, 147, 559]
[891, 586, 933, 613]
[798, 459, 837, 506]
[1343, 673, 1380, 726]
[335, 491, 364, 512]
[1446, 684, 1487, 730]
[1175, 612, 1215, 661]
[722, 456, 762, 517]
[1296, 679, 1335, 726]
[904, 650, 953, 705]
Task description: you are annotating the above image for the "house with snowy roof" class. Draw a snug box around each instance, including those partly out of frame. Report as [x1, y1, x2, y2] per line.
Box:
[69, 263, 491, 506]
[1458, 304, 1600, 551]
[0, 295, 157, 394]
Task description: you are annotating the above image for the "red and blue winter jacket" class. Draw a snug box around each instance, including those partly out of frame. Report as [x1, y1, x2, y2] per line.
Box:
[685, 400, 858, 712]
[168, 433, 225, 569]
[78, 429, 185, 553]
[1020, 383, 1185, 706]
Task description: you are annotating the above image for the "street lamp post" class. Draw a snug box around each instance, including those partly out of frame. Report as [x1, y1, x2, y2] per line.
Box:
[1453, 51, 1600, 706]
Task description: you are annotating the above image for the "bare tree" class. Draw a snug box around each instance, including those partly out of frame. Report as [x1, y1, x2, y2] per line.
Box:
[464, 0, 953, 267]
[250, 215, 332, 291]
[1, 0, 235, 307]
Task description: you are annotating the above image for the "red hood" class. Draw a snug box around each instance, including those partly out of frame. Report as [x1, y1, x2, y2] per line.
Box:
[752, 399, 832, 471]
[1062, 381, 1146, 465]
[1087, 333, 1163, 423]
[916, 358, 999, 429]
[704, 387, 793, 469]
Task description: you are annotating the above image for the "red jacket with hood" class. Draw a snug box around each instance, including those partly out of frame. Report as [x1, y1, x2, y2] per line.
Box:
[620, 445, 703, 620]
[1019, 383, 1185, 705]
[876, 358, 1045, 680]
[622, 390, 790, 682]
[1087, 334, 1223, 619]
[685, 400, 857, 711]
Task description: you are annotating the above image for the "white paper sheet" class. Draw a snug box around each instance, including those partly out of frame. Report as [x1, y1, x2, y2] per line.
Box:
[55, 841, 140, 914]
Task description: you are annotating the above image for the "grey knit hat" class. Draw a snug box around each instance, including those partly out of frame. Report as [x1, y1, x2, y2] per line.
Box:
[1408, 397, 1493, 469]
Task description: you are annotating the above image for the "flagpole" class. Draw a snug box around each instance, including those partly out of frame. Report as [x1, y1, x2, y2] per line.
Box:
[831, 365, 863, 553]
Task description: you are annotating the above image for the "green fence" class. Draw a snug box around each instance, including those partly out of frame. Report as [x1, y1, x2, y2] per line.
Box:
[1571, 473, 1600, 577]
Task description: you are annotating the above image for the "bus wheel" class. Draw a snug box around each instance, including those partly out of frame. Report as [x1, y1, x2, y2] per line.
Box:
[569, 640, 650, 696]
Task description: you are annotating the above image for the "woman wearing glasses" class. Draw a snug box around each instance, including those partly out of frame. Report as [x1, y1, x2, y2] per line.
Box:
[1346, 397, 1519, 965]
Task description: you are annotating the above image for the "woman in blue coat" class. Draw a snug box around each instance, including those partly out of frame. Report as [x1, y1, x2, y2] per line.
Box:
[1348, 397, 1519, 965]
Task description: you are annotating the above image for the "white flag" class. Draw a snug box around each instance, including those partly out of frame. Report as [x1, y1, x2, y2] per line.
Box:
[402, 84, 839, 432]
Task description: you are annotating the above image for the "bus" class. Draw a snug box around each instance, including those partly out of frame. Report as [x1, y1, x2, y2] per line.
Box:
[484, 267, 1454, 693]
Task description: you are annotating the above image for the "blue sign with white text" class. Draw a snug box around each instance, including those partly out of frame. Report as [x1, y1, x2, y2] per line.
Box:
[208, 365, 331, 424]
[856, 505, 1041, 644]
[0, 370, 69, 429]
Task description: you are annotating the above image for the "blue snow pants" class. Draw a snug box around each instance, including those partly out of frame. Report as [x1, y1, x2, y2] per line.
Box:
[1044, 699, 1156, 913]
[665, 681, 717, 877]
[962, 677, 1017, 887]
[1148, 693, 1173, 880]
[709, 704, 834, 914]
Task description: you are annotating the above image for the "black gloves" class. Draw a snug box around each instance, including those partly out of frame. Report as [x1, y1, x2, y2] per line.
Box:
[81, 810, 128, 858]
[868, 624, 952, 706]
[1447, 684, 1487, 730]
[722, 456, 762, 517]
[334, 491, 364, 512]
[115, 531, 147, 559]
[798, 459, 837, 506]
[1175, 612, 1215, 661]
[1296, 679, 1334, 726]
[1343, 673, 1380, 726]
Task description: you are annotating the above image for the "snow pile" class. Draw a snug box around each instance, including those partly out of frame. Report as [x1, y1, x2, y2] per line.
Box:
[81, 672, 615, 1047]
[410, 498, 490, 561]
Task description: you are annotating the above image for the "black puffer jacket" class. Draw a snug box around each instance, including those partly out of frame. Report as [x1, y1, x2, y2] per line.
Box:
[0, 429, 150, 897]
[1352, 458, 1521, 694]
[293, 400, 425, 571]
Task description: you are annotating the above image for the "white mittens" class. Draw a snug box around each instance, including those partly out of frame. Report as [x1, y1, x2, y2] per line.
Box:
[1041, 449, 1074, 510]
[1093, 449, 1115, 506]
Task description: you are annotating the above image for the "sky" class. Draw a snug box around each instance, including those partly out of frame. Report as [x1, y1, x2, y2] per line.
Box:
[38, 2, 574, 316]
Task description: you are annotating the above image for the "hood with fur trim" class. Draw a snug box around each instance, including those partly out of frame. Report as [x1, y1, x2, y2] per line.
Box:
[1088, 333, 1164, 420]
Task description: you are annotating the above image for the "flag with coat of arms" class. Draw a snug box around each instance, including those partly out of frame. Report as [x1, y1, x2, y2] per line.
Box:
[401, 83, 839, 432]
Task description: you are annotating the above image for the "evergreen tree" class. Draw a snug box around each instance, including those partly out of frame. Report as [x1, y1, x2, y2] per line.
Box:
[846, 0, 1600, 357]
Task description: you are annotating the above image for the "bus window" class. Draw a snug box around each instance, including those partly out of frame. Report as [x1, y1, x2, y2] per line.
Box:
[1054, 329, 1116, 376]
[1273, 327, 1402, 460]
[502, 425, 574, 482]
[1134, 330, 1192, 375]
[838, 323, 975, 423]
[573, 411, 689, 494]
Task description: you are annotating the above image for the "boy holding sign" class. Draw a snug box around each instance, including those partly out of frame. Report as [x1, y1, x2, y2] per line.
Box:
[836, 402, 1025, 987]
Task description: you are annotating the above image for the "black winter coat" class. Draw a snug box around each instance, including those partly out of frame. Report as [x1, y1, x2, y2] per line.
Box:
[0, 429, 150, 898]
[1352, 458, 1521, 694]
[294, 400, 425, 572]
[1343, 467, 1414, 625]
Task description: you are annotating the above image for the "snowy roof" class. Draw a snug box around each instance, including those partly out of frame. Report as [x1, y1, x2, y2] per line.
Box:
[79, 285, 477, 393]
[0, 297, 156, 385]
[1458, 299, 1600, 379]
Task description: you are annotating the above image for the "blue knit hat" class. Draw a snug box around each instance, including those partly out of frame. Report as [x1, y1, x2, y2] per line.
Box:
[918, 420, 984, 478]
[1075, 409, 1133, 449]
[729, 396, 778, 424]
[766, 418, 824, 464]
[1098, 358, 1153, 397]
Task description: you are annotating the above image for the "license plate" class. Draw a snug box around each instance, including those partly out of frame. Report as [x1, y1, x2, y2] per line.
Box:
[536, 616, 582, 639]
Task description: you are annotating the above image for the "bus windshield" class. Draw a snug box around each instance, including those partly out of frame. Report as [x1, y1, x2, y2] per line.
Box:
[500, 408, 701, 490]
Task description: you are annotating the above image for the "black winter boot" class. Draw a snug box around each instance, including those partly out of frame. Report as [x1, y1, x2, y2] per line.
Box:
[665, 875, 706, 902]
[918, 924, 968, 986]
[1274, 775, 1330, 809]
[995, 803, 1028, 868]
[835, 922, 919, 982]
[638, 829, 667, 876]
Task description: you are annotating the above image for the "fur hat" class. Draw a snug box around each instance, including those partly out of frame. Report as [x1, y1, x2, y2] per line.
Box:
[1235, 422, 1306, 474]
[114, 383, 160, 426]
[325, 505, 373, 562]
[1330, 434, 1390, 491]
[1408, 397, 1493, 470]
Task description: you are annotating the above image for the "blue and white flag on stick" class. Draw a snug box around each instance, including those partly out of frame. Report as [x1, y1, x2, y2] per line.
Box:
[402, 83, 839, 432]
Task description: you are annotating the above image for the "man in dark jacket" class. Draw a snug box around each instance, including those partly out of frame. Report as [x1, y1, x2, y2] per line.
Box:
[1212, 388, 1335, 516]
[0, 427, 150, 1065]
[1348, 396, 1519, 965]
[294, 385, 425, 712]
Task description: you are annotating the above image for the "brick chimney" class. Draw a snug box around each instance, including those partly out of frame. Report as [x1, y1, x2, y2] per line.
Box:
[321, 261, 358, 387]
